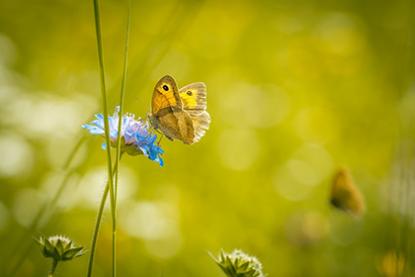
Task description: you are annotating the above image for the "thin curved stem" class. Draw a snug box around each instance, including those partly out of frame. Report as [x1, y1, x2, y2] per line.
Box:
[86, 161, 119, 277]
[115, 0, 131, 203]
[112, 2, 131, 275]
[92, 0, 116, 276]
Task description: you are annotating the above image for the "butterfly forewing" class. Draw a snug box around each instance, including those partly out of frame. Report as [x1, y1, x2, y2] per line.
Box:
[151, 75, 182, 115]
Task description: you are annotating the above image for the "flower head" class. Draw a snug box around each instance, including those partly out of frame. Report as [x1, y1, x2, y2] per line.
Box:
[212, 249, 265, 277]
[82, 106, 164, 166]
[35, 235, 85, 262]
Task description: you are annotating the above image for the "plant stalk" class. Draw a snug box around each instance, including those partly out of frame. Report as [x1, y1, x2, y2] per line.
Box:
[48, 259, 58, 277]
[86, 162, 119, 277]
[92, 0, 117, 276]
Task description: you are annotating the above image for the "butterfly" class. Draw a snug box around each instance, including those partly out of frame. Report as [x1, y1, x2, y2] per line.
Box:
[330, 168, 365, 216]
[149, 75, 211, 144]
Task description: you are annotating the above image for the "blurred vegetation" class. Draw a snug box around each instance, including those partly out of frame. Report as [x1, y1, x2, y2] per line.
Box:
[0, 0, 415, 276]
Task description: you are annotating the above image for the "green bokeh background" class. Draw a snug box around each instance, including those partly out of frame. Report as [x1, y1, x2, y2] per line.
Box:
[0, 0, 414, 276]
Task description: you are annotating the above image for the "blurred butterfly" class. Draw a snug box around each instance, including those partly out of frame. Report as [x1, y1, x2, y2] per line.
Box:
[149, 75, 211, 144]
[330, 168, 365, 216]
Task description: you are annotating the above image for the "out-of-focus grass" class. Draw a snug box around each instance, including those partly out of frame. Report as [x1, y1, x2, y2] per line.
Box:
[0, 0, 414, 276]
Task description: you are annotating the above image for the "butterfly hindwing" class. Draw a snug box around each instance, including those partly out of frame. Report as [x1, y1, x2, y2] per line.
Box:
[155, 110, 194, 144]
[189, 110, 210, 143]
[179, 82, 211, 143]
[179, 82, 207, 112]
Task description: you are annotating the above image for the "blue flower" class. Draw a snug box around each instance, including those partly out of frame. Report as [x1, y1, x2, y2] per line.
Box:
[82, 106, 164, 166]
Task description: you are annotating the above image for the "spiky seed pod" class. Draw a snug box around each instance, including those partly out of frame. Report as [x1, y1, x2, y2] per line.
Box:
[212, 249, 265, 277]
[35, 235, 86, 262]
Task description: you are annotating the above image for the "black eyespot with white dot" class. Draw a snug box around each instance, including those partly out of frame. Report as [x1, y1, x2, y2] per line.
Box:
[186, 91, 192, 96]
[162, 85, 169, 91]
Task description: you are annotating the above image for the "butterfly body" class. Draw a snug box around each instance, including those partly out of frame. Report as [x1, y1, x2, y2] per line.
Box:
[149, 75, 210, 144]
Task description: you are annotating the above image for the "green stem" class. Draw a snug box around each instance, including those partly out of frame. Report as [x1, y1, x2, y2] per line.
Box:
[115, 0, 131, 203]
[87, 161, 120, 277]
[92, 0, 116, 276]
[48, 259, 58, 277]
[112, 2, 131, 275]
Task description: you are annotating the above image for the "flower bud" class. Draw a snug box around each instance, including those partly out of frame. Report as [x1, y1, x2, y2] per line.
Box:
[212, 249, 265, 277]
[35, 235, 85, 262]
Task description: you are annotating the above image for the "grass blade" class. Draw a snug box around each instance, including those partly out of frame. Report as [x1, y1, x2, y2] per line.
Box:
[112, 1, 132, 276]
[88, 0, 116, 276]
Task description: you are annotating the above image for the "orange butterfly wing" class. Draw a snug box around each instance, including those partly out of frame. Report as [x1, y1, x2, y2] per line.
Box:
[151, 75, 181, 114]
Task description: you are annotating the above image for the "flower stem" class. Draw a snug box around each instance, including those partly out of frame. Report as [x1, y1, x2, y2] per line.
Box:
[113, 2, 131, 276]
[48, 259, 58, 277]
[87, 161, 120, 277]
[92, 0, 116, 276]
[115, 0, 131, 202]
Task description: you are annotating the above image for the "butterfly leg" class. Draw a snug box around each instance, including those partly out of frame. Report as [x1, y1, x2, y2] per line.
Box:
[157, 134, 164, 146]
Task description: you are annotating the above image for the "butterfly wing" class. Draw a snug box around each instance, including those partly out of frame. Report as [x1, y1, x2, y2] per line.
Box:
[150, 75, 195, 144]
[330, 168, 365, 216]
[179, 82, 207, 112]
[151, 75, 182, 115]
[179, 82, 211, 143]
